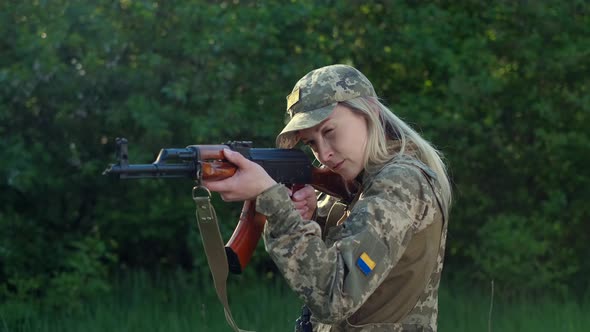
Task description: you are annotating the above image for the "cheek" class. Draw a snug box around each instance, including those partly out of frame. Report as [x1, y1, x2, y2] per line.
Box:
[353, 128, 369, 161]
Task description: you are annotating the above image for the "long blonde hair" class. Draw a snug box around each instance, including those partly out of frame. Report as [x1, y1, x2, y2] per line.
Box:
[342, 96, 452, 215]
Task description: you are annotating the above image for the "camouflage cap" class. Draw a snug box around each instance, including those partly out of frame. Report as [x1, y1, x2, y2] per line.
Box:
[276, 64, 377, 148]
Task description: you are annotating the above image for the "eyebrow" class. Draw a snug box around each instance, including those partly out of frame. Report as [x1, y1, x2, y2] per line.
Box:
[314, 119, 331, 133]
[297, 117, 333, 143]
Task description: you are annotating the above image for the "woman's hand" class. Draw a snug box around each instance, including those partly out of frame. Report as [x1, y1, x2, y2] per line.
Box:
[290, 185, 317, 220]
[203, 149, 277, 201]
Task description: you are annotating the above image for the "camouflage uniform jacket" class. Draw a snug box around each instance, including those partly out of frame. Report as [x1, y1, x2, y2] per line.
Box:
[256, 155, 448, 332]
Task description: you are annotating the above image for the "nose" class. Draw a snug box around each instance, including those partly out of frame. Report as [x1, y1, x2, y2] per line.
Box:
[315, 139, 333, 165]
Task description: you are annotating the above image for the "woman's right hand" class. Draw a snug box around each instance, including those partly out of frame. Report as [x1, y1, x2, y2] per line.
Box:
[290, 184, 317, 220]
[203, 149, 277, 201]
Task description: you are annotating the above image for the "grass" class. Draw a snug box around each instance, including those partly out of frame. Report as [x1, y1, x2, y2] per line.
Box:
[1, 270, 588, 332]
[439, 282, 590, 332]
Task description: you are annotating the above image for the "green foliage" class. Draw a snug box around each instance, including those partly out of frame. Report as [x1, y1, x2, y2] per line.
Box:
[1, 0, 588, 310]
[468, 214, 577, 296]
[44, 235, 116, 312]
[0, 227, 115, 313]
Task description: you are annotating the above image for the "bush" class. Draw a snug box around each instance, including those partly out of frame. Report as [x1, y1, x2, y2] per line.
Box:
[1, 0, 588, 306]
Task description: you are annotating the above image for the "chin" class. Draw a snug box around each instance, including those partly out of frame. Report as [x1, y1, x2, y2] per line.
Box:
[337, 165, 361, 182]
[339, 172, 355, 182]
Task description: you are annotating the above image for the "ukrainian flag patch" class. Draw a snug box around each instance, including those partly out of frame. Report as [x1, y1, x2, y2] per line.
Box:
[357, 252, 376, 276]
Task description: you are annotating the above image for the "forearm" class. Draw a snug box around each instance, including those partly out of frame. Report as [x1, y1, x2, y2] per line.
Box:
[256, 185, 367, 322]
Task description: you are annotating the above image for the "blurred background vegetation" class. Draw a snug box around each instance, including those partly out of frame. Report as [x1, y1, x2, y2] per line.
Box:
[1, 0, 589, 330]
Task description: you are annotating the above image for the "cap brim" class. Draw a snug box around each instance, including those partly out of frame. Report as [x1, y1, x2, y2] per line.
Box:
[275, 103, 336, 148]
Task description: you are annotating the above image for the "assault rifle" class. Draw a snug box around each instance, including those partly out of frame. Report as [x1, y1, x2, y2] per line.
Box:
[103, 138, 354, 274]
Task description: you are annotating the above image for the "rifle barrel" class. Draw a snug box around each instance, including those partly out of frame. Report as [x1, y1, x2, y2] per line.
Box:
[104, 163, 196, 179]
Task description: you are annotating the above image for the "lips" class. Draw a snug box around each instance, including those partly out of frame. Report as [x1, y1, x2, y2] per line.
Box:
[331, 161, 344, 171]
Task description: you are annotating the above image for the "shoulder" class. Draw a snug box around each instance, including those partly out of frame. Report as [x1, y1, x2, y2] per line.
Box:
[363, 156, 429, 197]
[362, 156, 441, 231]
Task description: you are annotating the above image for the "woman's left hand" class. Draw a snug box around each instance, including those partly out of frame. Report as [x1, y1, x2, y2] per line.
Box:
[203, 149, 277, 201]
[290, 185, 317, 220]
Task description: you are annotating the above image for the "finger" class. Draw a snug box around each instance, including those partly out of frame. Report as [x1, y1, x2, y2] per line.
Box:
[293, 200, 307, 209]
[290, 193, 305, 203]
[292, 185, 314, 200]
[222, 149, 249, 168]
[292, 190, 309, 201]
[292, 191, 303, 201]
[296, 206, 308, 215]
[220, 194, 237, 202]
[218, 191, 243, 202]
[292, 196, 310, 207]
[202, 178, 234, 193]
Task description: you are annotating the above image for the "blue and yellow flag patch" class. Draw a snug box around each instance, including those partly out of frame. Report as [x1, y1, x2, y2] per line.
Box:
[356, 252, 376, 276]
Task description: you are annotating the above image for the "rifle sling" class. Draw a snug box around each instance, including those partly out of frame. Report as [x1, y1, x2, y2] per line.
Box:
[193, 187, 252, 332]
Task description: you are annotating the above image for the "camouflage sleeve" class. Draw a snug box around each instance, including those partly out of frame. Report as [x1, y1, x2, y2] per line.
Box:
[256, 163, 426, 323]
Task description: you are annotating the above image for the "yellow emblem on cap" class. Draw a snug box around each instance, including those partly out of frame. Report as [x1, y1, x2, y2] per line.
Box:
[287, 87, 300, 111]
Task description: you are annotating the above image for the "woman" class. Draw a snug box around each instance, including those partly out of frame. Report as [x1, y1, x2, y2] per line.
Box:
[204, 64, 452, 331]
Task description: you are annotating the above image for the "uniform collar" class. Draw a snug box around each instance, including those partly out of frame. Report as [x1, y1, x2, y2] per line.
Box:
[358, 140, 420, 186]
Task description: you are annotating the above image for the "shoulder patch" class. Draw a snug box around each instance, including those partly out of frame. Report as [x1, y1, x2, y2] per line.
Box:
[357, 252, 376, 276]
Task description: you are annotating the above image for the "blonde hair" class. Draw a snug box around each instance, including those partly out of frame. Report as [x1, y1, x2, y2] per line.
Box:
[342, 97, 452, 215]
